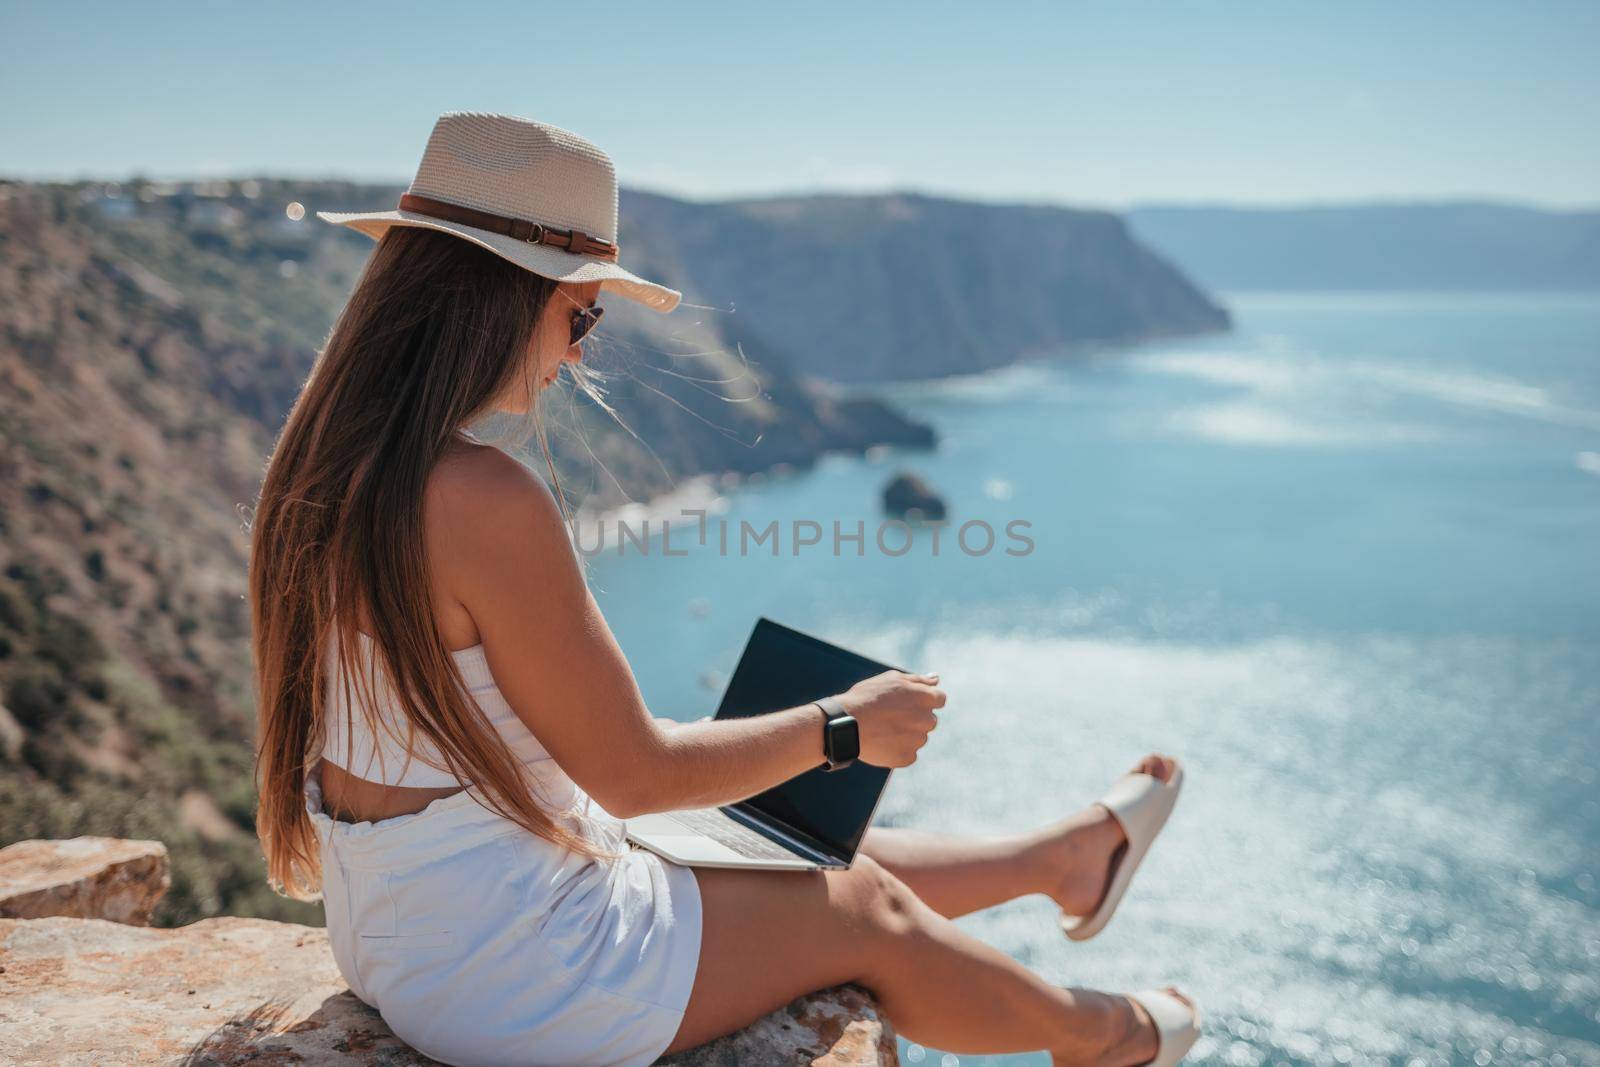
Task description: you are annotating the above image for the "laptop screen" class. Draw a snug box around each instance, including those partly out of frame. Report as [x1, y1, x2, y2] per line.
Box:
[713, 618, 897, 862]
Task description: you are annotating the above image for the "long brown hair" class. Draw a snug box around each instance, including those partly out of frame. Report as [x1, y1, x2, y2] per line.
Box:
[249, 225, 625, 900]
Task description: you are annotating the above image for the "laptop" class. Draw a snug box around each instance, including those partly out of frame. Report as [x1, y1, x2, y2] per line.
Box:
[623, 618, 899, 871]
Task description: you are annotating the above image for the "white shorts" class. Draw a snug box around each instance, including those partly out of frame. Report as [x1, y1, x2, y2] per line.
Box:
[305, 769, 703, 1067]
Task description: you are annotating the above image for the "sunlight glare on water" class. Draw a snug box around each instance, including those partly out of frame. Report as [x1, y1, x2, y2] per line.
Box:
[592, 293, 1600, 1066]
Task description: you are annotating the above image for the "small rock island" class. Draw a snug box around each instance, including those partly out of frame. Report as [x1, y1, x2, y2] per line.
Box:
[881, 471, 948, 522]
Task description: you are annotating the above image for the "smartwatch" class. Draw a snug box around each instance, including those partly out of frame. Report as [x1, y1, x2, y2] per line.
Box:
[814, 695, 860, 772]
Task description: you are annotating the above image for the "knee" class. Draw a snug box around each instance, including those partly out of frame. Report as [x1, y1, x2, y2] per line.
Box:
[848, 853, 924, 938]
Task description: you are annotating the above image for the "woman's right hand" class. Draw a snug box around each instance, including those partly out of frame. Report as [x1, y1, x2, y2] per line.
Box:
[834, 670, 946, 767]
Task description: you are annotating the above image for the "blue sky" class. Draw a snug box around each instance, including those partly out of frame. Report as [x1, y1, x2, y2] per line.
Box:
[2, 1, 1596, 209]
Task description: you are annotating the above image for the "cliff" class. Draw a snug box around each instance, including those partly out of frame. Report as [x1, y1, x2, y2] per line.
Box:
[0, 837, 897, 1066]
[625, 189, 1232, 382]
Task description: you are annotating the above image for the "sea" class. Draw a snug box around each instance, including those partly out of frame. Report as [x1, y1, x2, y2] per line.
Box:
[586, 293, 1600, 1067]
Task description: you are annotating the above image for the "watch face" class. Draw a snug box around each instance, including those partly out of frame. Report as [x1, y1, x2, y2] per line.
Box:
[827, 716, 861, 764]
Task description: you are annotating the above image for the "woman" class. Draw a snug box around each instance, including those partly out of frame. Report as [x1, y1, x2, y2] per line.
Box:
[249, 112, 1202, 1067]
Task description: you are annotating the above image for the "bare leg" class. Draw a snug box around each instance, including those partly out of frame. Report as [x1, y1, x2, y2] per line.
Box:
[662, 851, 1193, 1065]
[858, 753, 1177, 921]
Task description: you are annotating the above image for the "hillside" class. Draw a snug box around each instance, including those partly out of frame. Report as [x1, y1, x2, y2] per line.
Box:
[0, 180, 933, 924]
[626, 189, 1231, 382]
[1128, 201, 1600, 292]
[0, 177, 1226, 924]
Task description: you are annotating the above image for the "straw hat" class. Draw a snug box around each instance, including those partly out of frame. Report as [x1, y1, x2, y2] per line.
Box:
[317, 111, 680, 312]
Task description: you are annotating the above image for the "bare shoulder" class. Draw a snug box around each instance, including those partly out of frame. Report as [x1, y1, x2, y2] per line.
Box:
[426, 441, 567, 553]
[423, 441, 575, 598]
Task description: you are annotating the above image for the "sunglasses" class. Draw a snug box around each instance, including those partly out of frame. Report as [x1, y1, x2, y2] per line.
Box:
[569, 302, 604, 346]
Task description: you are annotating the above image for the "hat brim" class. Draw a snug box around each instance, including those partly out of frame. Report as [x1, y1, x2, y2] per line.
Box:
[315, 209, 681, 313]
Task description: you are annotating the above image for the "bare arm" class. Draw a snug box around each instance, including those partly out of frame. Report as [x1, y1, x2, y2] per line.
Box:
[653, 715, 701, 732]
[644, 704, 833, 813]
[436, 452, 936, 819]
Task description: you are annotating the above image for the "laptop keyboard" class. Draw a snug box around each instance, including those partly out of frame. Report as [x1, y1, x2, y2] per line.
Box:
[667, 808, 809, 863]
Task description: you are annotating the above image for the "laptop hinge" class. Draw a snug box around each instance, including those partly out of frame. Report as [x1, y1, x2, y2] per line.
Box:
[721, 805, 845, 867]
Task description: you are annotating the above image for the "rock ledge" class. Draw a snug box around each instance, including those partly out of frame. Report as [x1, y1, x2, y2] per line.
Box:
[0, 839, 897, 1065]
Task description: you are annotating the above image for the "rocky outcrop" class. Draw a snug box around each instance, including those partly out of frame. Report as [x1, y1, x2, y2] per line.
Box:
[0, 837, 170, 925]
[0, 917, 895, 1066]
[0, 838, 897, 1065]
[881, 471, 947, 522]
[0, 916, 435, 1065]
[658, 983, 895, 1066]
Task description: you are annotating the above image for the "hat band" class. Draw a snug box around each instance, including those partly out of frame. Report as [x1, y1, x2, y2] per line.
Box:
[396, 193, 620, 261]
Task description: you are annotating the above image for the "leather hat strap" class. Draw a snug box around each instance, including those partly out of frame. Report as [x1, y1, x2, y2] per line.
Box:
[396, 192, 620, 261]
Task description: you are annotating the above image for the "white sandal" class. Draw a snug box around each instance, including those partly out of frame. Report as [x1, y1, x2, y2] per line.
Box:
[1128, 988, 1202, 1066]
[1058, 759, 1185, 941]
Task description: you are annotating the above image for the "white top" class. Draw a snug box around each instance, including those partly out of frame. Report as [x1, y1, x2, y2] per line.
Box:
[320, 629, 577, 811]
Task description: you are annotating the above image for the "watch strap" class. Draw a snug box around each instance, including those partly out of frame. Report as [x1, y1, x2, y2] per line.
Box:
[815, 695, 857, 771]
[815, 695, 850, 722]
